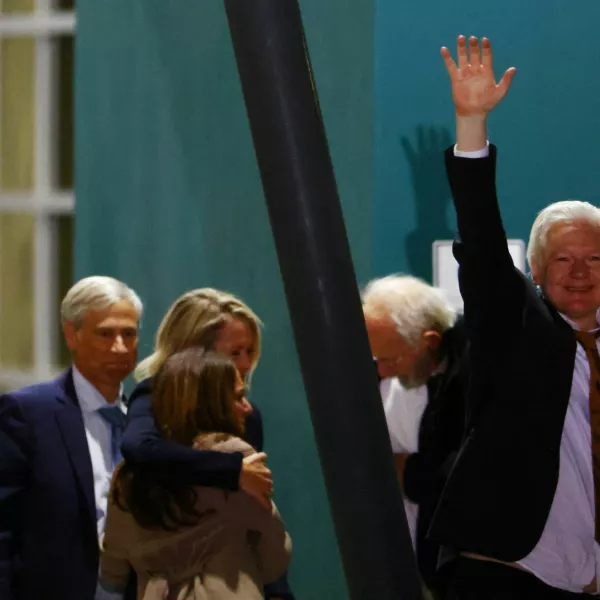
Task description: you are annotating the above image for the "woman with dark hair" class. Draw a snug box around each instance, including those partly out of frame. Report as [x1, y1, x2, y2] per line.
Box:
[122, 288, 294, 599]
[100, 348, 291, 599]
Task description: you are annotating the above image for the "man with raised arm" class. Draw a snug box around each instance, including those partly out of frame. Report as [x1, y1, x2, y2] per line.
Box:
[430, 35, 600, 599]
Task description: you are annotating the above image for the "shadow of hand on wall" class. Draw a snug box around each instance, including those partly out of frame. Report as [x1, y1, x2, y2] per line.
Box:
[401, 125, 455, 281]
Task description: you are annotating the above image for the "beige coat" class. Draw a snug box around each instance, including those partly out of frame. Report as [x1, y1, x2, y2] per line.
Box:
[100, 434, 291, 600]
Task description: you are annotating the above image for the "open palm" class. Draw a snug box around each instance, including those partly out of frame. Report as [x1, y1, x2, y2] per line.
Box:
[441, 36, 516, 116]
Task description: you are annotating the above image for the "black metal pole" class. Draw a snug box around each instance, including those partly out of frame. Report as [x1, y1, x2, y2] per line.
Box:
[224, 2, 421, 599]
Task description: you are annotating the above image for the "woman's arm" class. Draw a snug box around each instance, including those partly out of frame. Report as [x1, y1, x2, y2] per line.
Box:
[122, 389, 243, 490]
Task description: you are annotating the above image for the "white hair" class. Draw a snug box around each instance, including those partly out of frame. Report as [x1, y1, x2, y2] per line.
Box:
[61, 276, 143, 328]
[527, 200, 600, 269]
[362, 275, 456, 346]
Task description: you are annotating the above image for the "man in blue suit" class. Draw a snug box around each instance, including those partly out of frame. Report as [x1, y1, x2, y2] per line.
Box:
[0, 276, 143, 600]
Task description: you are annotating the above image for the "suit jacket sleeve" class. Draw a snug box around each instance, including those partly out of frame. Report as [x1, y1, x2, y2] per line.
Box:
[446, 145, 525, 328]
[121, 391, 242, 490]
[0, 394, 34, 600]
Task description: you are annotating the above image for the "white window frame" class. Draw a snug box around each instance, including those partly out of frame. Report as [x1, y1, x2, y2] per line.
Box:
[0, 0, 75, 389]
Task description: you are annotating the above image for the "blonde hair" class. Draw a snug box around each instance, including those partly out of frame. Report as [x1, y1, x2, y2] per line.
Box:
[527, 200, 600, 269]
[61, 276, 143, 328]
[362, 275, 456, 346]
[134, 288, 261, 381]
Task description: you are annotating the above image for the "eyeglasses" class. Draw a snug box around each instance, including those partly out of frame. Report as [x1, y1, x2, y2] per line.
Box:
[372, 355, 404, 367]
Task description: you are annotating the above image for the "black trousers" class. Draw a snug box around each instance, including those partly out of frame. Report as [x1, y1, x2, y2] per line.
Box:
[445, 557, 597, 600]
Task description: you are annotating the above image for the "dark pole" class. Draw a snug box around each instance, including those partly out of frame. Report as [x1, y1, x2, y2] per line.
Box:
[224, 2, 421, 599]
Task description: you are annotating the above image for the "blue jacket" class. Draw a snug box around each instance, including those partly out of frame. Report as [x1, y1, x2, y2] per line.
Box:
[0, 369, 135, 600]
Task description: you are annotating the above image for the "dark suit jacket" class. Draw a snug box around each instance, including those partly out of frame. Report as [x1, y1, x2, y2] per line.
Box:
[0, 369, 135, 600]
[402, 319, 469, 592]
[429, 146, 577, 561]
[122, 379, 295, 600]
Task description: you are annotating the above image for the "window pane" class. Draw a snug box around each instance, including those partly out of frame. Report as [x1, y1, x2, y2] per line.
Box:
[56, 215, 73, 367]
[0, 214, 34, 368]
[57, 36, 74, 189]
[1, 0, 34, 14]
[0, 38, 35, 191]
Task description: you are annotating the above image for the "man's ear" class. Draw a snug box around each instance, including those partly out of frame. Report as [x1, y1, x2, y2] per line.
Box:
[422, 330, 442, 352]
[530, 262, 542, 287]
[62, 321, 78, 352]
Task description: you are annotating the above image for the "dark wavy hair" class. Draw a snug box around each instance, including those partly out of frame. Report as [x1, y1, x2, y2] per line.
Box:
[113, 348, 243, 530]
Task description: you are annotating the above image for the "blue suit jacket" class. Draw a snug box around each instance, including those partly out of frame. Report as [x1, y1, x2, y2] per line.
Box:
[0, 369, 134, 600]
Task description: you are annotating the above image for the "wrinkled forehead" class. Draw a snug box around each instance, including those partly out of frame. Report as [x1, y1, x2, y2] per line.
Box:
[546, 219, 600, 254]
[82, 300, 140, 329]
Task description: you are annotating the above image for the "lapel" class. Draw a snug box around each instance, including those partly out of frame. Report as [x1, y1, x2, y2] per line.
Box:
[54, 368, 97, 526]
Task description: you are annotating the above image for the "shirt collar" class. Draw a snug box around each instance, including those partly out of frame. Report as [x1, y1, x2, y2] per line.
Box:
[558, 306, 600, 333]
[72, 365, 125, 413]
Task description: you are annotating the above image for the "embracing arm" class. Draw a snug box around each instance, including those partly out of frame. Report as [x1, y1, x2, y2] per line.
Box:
[0, 394, 33, 600]
[121, 391, 242, 490]
[122, 387, 273, 505]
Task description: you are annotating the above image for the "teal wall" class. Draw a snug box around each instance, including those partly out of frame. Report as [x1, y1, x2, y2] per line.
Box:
[75, 2, 372, 598]
[374, 0, 600, 281]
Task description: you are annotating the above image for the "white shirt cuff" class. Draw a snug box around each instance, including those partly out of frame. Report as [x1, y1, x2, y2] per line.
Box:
[454, 142, 490, 159]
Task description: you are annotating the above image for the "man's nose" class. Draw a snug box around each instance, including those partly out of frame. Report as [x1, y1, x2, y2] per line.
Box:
[111, 335, 128, 353]
[571, 259, 590, 278]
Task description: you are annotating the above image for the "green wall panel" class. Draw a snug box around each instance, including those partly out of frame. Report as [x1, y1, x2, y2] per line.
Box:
[75, 2, 373, 598]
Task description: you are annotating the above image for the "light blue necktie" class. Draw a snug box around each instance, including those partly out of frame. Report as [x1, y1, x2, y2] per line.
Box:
[97, 405, 126, 467]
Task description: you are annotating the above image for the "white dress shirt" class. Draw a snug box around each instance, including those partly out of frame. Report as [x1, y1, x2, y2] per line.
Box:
[455, 143, 600, 594]
[72, 367, 126, 600]
[380, 377, 428, 547]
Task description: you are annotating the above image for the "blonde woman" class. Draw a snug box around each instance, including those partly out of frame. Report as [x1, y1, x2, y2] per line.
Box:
[120, 288, 294, 600]
[101, 348, 291, 599]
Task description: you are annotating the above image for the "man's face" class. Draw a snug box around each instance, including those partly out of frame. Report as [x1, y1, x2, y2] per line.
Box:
[365, 313, 432, 388]
[63, 300, 139, 390]
[532, 220, 600, 331]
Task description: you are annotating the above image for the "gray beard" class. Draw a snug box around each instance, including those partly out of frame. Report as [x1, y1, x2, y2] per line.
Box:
[397, 373, 429, 390]
[397, 352, 434, 389]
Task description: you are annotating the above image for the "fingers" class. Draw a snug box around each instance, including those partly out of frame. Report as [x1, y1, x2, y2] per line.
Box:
[457, 35, 468, 68]
[443, 35, 484, 74]
[400, 136, 416, 165]
[444, 35, 499, 78]
[440, 46, 457, 78]
[481, 37, 493, 70]
[251, 462, 272, 480]
[469, 36, 481, 68]
[417, 124, 426, 153]
[243, 451, 267, 465]
[497, 67, 517, 98]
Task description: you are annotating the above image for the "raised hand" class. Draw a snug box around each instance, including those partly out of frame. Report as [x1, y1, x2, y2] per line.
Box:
[441, 36, 516, 117]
